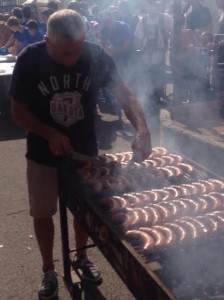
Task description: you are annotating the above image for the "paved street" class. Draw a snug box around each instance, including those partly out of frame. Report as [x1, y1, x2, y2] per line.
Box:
[0, 101, 139, 300]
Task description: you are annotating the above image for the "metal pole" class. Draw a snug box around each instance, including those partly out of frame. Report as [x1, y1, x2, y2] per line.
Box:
[172, 0, 183, 102]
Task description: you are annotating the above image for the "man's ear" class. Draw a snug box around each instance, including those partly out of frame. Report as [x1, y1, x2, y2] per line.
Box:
[45, 36, 51, 48]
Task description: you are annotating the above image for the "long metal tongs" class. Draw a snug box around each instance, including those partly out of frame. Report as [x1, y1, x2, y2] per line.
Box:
[68, 149, 100, 164]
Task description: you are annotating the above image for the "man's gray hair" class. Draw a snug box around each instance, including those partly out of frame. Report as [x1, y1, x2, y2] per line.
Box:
[47, 9, 85, 42]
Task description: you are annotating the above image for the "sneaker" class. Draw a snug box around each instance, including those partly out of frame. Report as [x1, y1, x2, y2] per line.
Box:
[72, 257, 102, 284]
[38, 269, 58, 300]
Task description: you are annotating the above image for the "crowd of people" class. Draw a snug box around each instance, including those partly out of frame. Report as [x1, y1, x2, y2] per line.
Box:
[4, 1, 224, 300]
[1, 1, 224, 105]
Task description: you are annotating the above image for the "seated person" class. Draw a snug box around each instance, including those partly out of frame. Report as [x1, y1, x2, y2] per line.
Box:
[4, 16, 30, 55]
[0, 20, 12, 48]
[26, 19, 44, 44]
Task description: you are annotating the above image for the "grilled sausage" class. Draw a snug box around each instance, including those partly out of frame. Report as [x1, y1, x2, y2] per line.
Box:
[140, 227, 167, 252]
[125, 229, 155, 253]
[165, 222, 190, 244]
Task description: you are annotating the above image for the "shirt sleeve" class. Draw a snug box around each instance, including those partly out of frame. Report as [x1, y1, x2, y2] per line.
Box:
[101, 49, 121, 88]
[9, 50, 35, 103]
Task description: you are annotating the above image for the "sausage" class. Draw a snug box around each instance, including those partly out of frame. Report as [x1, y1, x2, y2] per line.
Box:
[140, 227, 167, 252]
[181, 198, 200, 213]
[200, 194, 223, 211]
[165, 222, 190, 244]
[151, 147, 168, 157]
[151, 204, 170, 221]
[103, 153, 118, 162]
[125, 229, 155, 253]
[175, 219, 198, 240]
[157, 166, 183, 178]
[190, 182, 207, 194]
[109, 210, 138, 233]
[144, 206, 162, 225]
[177, 163, 194, 173]
[180, 183, 198, 195]
[151, 157, 167, 167]
[208, 179, 224, 190]
[144, 159, 158, 168]
[165, 154, 184, 164]
[142, 190, 165, 202]
[180, 216, 209, 236]
[205, 211, 224, 229]
[197, 180, 216, 193]
[115, 152, 132, 162]
[195, 196, 210, 212]
[98, 195, 127, 213]
[152, 225, 177, 246]
[196, 215, 218, 233]
[163, 186, 180, 200]
[161, 202, 180, 219]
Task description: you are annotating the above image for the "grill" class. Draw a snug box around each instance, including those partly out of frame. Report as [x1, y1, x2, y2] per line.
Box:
[58, 148, 224, 300]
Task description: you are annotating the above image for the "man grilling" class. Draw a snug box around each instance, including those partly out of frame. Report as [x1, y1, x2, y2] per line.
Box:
[9, 9, 152, 300]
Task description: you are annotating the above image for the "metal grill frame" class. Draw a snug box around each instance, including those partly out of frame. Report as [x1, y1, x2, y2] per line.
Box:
[57, 155, 224, 300]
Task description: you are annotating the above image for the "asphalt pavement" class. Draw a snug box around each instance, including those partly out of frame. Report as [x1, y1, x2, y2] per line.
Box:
[0, 100, 141, 300]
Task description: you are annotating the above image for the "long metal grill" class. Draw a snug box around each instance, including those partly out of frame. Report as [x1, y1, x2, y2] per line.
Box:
[58, 147, 224, 300]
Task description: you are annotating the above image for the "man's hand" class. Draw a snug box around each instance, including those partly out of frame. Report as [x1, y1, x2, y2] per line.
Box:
[46, 129, 72, 156]
[131, 130, 152, 162]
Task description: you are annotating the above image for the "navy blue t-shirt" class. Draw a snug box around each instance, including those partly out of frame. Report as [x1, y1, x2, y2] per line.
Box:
[9, 41, 120, 166]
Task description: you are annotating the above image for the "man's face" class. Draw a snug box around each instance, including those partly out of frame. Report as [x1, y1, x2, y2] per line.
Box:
[10, 25, 19, 32]
[28, 28, 37, 36]
[45, 37, 84, 67]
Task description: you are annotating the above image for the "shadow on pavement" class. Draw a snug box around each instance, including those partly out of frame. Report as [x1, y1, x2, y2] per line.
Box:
[0, 112, 26, 141]
[95, 112, 134, 152]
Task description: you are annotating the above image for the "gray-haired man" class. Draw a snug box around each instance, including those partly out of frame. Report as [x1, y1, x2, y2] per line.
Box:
[9, 9, 152, 299]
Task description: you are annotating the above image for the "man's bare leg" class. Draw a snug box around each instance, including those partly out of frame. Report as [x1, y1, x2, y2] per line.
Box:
[34, 217, 54, 271]
[73, 217, 88, 258]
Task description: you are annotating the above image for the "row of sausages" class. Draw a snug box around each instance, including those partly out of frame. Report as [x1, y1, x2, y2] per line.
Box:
[125, 211, 224, 254]
[98, 179, 224, 214]
[109, 191, 224, 232]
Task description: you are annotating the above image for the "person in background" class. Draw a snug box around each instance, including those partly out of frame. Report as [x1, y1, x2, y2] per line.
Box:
[47, 1, 59, 13]
[100, 9, 133, 120]
[12, 7, 24, 25]
[185, 0, 213, 38]
[68, 0, 89, 33]
[117, 0, 139, 35]
[39, 8, 54, 36]
[9, 9, 152, 300]
[210, 0, 224, 96]
[100, 9, 133, 78]
[134, 0, 173, 142]
[2, 17, 30, 55]
[27, 19, 44, 44]
[0, 19, 12, 49]
[22, 5, 36, 24]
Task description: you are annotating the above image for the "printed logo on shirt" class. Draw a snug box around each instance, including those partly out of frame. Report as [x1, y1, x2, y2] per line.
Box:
[50, 91, 84, 127]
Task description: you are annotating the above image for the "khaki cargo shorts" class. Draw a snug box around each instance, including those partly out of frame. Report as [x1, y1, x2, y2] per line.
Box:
[27, 159, 59, 218]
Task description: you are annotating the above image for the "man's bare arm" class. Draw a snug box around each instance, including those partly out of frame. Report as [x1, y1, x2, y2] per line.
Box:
[11, 99, 71, 155]
[112, 83, 152, 161]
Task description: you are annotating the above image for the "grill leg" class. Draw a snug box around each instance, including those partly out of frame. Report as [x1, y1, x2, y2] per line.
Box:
[58, 198, 73, 287]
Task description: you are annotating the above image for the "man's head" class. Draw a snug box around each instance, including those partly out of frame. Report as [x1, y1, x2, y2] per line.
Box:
[7, 16, 20, 32]
[27, 19, 39, 35]
[45, 9, 85, 67]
